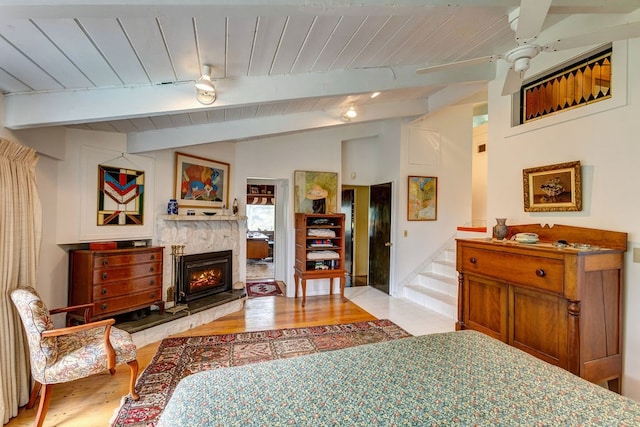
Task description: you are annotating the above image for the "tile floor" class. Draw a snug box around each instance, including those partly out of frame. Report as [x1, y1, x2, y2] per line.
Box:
[344, 286, 456, 336]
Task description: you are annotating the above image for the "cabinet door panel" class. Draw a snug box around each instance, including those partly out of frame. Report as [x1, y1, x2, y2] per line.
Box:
[464, 275, 508, 342]
[510, 286, 568, 368]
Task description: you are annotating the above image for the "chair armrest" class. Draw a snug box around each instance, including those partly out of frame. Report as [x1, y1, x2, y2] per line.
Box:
[41, 318, 115, 338]
[50, 303, 94, 323]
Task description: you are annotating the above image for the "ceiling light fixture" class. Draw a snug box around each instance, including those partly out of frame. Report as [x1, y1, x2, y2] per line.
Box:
[370, 92, 381, 98]
[342, 104, 357, 121]
[195, 65, 216, 105]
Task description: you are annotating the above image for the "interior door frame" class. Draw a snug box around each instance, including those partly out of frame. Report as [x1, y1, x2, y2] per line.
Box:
[245, 178, 289, 284]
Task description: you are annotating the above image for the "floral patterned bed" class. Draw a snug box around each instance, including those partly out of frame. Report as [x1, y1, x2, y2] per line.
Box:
[157, 330, 640, 426]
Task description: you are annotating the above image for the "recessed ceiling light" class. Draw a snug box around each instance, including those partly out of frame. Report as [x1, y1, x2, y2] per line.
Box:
[371, 92, 381, 98]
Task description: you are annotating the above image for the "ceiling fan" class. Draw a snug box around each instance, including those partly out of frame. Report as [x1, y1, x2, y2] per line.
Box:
[416, 0, 640, 95]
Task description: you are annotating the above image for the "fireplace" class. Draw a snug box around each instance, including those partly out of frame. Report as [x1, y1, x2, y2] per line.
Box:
[177, 250, 232, 304]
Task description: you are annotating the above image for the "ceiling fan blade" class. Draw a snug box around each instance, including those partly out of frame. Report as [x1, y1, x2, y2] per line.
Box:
[544, 21, 640, 52]
[501, 67, 524, 96]
[515, 0, 552, 42]
[416, 55, 499, 74]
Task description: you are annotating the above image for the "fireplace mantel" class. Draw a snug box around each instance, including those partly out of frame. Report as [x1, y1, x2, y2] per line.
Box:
[156, 214, 247, 309]
[158, 214, 247, 222]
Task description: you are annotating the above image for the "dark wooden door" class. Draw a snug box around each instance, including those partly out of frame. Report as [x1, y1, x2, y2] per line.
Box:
[368, 182, 392, 294]
[341, 189, 354, 282]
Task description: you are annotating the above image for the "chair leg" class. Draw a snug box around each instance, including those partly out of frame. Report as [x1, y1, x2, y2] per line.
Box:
[33, 384, 53, 427]
[26, 381, 42, 409]
[127, 360, 140, 401]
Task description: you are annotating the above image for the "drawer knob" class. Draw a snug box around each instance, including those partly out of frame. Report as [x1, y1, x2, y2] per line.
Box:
[102, 259, 109, 265]
[150, 293, 156, 299]
[101, 303, 108, 310]
[536, 269, 546, 277]
[150, 254, 155, 260]
[101, 288, 107, 295]
[469, 257, 477, 264]
[149, 279, 155, 285]
[149, 267, 154, 272]
[102, 272, 108, 280]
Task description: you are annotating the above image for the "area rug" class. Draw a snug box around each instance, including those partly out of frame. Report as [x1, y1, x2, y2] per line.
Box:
[245, 280, 284, 297]
[110, 319, 411, 426]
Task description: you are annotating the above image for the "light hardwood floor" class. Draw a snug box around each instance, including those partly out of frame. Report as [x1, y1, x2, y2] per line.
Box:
[7, 294, 376, 427]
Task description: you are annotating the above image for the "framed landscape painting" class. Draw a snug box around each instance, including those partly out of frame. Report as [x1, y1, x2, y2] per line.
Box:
[523, 161, 581, 212]
[408, 176, 437, 221]
[174, 152, 229, 209]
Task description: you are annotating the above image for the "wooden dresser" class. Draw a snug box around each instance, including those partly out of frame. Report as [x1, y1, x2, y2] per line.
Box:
[456, 224, 627, 392]
[68, 246, 164, 322]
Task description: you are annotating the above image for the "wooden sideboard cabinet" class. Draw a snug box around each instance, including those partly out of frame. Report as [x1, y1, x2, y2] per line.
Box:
[294, 213, 346, 307]
[68, 246, 164, 322]
[456, 224, 627, 392]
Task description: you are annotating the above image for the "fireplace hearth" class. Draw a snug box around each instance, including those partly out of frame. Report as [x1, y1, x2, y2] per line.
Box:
[177, 250, 232, 304]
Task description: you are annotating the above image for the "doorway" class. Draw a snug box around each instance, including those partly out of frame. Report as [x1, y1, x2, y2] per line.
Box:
[368, 182, 392, 295]
[341, 185, 370, 287]
[246, 180, 276, 282]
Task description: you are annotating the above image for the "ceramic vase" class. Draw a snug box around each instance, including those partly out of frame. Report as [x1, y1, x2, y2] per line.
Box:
[493, 218, 508, 240]
[167, 198, 178, 215]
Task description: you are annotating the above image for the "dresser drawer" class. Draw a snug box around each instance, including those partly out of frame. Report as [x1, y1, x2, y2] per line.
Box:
[92, 275, 161, 300]
[93, 290, 162, 317]
[92, 262, 161, 283]
[460, 246, 564, 294]
[92, 249, 161, 268]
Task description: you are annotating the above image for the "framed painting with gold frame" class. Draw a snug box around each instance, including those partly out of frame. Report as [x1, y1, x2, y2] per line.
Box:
[174, 152, 229, 209]
[523, 161, 581, 212]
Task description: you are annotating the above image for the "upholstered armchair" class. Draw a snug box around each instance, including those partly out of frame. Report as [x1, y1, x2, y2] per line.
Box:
[10, 286, 139, 427]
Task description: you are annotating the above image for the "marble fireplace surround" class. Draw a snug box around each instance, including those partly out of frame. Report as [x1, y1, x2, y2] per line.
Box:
[131, 214, 247, 348]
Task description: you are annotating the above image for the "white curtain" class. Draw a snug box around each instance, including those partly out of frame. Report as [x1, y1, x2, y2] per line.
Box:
[0, 138, 42, 424]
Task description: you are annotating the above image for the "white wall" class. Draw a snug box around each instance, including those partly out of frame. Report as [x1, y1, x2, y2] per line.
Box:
[394, 105, 473, 296]
[235, 124, 359, 297]
[486, 29, 640, 398]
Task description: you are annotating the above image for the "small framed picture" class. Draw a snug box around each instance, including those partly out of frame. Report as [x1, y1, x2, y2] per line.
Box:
[523, 161, 581, 212]
[174, 152, 229, 209]
[408, 176, 437, 221]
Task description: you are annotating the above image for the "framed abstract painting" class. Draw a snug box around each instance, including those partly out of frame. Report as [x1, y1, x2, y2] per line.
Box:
[174, 152, 230, 209]
[407, 176, 437, 221]
[97, 165, 145, 225]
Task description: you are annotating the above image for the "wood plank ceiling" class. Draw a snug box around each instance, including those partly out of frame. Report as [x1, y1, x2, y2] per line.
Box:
[1, 1, 638, 150]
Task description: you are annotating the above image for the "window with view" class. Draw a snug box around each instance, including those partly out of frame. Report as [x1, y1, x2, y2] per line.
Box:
[246, 204, 274, 231]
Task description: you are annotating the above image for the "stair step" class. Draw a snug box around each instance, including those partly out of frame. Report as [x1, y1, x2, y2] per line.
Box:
[415, 272, 457, 297]
[403, 284, 456, 319]
[431, 259, 457, 277]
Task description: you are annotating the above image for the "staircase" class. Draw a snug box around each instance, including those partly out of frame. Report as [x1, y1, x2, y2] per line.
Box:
[401, 228, 486, 319]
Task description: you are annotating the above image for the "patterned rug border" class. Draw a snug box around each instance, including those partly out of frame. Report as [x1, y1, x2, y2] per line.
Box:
[111, 319, 411, 426]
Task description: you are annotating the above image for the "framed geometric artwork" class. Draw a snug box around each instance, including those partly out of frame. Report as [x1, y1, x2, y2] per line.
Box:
[294, 170, 338, 214]
[97, 165, 145, 225]
[174, 152, 230, 209]
[407, 176, 437, 221]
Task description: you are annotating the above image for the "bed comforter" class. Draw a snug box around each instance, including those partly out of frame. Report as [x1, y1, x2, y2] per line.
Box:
[157, 330, 640, 426]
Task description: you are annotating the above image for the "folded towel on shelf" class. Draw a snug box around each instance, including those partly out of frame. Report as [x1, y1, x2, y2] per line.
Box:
[308, 228, 336, 238]
[307, 250, 340, 260]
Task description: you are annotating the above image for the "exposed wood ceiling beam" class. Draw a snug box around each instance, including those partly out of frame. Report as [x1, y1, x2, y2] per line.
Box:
[126, 97, 431, 152]
[4, 63, 495, 129]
